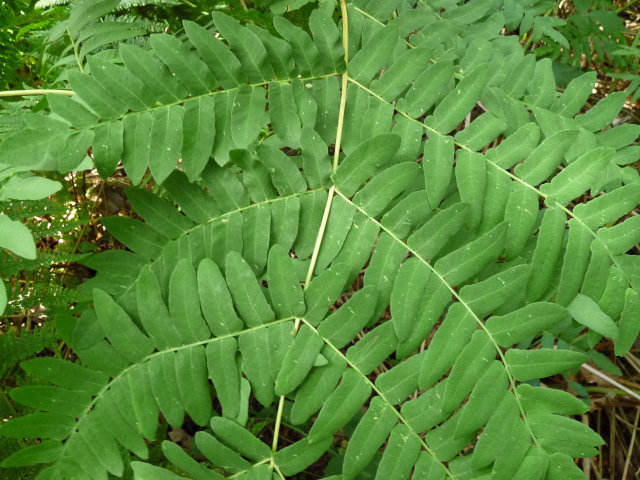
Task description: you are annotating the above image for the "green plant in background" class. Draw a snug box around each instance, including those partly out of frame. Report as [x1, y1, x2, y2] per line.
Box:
[547, 0, 629, 66]
[2, 0, 234, 89]
[0, 0, 67, 90]
[511, 0, 640, 92]
[0, 323, 58, 480]
[0, 0, 189, 319]
[0, 192, 92, 316]
[514, 0, 628, 64]
[609, 33, 640, 101]
[0, 1, 639, 480]
[0, 108, 95, 307]
[0, 128, 101, 317]
[30, 0, 293, 85]
[33, 0, 173, 85]
[0, 173, 64, 316]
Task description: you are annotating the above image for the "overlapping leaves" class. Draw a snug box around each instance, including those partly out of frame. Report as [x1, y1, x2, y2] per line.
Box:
[1, 0, 639, 479]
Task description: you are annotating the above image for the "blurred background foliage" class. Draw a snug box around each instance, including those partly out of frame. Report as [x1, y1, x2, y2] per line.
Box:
[515, 0, 640, 98]
[0, 0, 66, 90]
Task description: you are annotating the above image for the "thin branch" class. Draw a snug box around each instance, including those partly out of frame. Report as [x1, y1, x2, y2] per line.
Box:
[271, 396, 286, 453]
[582, 363, 640, 402]
[272, 0, 351, 460]
[0, 89, 73, 97]
[622, 409, 640, 480]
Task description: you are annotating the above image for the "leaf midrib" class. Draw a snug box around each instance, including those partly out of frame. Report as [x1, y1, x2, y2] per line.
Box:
[54, 316, 297, 470]
[332, 187, 543, 452]
[349, 5, 621, 267]
[114, 188, 326, 301]
[60, 71, 339, 132]
[346, 71, 624, 276]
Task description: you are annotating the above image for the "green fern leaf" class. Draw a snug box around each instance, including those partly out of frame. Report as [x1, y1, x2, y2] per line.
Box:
[3, 2, 640, 479]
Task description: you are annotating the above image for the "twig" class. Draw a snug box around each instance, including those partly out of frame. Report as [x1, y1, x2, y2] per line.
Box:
[622, 408, 640, 480]
[271, 396, 285, 453]
[611, 406, 617, 480]
[617, 0, 640, 13]
[0, 89, 73, 97]
[582, 363, 640, 402]
[583, 414, 591, 477]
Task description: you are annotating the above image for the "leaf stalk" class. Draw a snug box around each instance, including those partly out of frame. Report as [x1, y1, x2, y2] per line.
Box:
[0, 89, 74, 97]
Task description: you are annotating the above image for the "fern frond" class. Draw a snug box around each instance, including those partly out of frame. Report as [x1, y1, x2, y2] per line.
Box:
[2, 1, 639, 479]
[0, 100, 37, 138]
[36, 0, 167, 80]
[0, 325, 55, 377]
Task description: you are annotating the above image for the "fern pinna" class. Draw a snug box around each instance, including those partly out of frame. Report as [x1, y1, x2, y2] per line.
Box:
[1, 0, 640, 479]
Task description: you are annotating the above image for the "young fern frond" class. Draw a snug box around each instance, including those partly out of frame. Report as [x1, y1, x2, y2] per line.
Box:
[36, 0, 167, 80]
[1, 0, 639, 479]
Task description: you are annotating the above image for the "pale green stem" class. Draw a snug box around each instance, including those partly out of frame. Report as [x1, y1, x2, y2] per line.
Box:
[332, 76, 349, 172]
[584, 386, 639, 396]
[227, 459, 270, 479]
[68, 31, 84, 72]
[0, 89, 73, 97]
[340, 0, 349, 64]
[270, 0, 351, 463]
[331, 0, 349, 173]
[302, 186, 336, 292]
[270, 395, 286, 454]
[272, 462, 287, 480]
